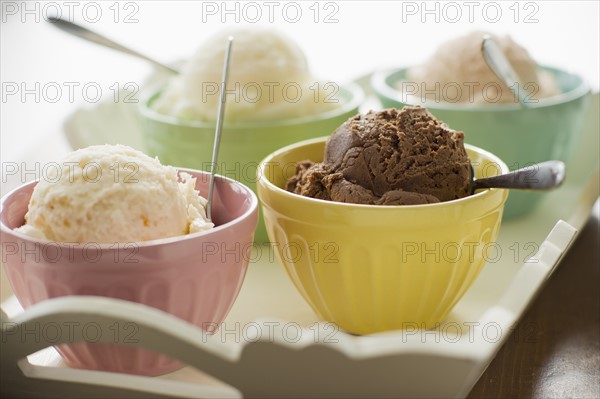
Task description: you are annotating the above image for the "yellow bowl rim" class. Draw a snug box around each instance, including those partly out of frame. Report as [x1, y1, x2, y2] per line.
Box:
[257, 137, 509, 210]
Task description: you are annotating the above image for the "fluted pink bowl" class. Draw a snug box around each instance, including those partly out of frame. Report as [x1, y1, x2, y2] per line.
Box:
[0, 169, 258, 376]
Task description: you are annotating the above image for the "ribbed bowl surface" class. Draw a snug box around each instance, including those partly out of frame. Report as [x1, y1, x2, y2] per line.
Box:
[258, 138, 508, 334]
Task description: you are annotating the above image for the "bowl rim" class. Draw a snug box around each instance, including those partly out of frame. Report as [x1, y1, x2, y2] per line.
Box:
[0, 168, 259, 249]
[371, 65, 591, 111]
[257, 137, 509, 210]
[139, 82, 365, 129]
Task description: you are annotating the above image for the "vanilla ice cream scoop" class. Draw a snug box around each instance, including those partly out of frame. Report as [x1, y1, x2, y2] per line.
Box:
[16, 145, 213, 243]
[152, 27, 338, 122]
[405, 31, 559, 105]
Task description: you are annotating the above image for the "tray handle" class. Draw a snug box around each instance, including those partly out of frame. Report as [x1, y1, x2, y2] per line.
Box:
[1, 295, 245, 398]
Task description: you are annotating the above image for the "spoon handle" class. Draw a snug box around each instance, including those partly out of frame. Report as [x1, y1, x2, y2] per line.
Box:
[473, 160, 566, 191]
[48, 17, 179, 74]
[481, 35, 530, 107]
[206, 36, 234, 221]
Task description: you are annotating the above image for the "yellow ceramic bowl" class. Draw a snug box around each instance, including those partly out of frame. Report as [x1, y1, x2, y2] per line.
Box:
[257, 137, 509, 335]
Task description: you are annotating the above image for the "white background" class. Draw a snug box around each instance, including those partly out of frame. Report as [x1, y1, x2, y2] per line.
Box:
[1, 0, 599, 192]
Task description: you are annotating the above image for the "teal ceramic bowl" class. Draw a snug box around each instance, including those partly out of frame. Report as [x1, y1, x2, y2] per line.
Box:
[140, 84, 364, 242]
[371, 67, 591, 218]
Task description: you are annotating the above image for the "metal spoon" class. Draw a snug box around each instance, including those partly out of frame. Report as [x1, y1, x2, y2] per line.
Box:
[47, 17, 180, 74]
[469, 161, 565, 195]
[206, 36, 234, 222]
[481, 34, 529, 107]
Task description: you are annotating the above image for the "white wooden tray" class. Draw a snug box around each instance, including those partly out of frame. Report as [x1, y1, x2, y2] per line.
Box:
[1, 87, 598, 398]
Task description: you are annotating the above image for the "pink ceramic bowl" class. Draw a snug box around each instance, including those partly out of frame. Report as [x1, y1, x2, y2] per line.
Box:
[0, 169, 258, 376]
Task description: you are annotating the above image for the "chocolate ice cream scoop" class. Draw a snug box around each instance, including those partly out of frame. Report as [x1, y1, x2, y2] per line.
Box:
[286, 106, 472, 205]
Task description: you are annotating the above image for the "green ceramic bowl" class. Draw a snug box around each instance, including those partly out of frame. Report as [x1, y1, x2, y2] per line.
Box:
[371, 67, 591, 218]
[139, 83, 364, 242]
